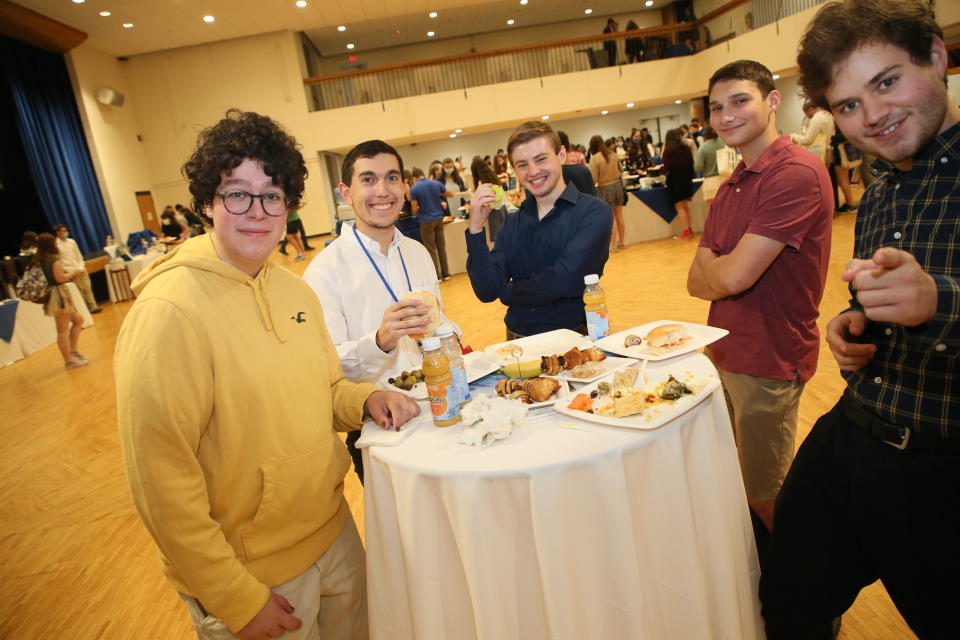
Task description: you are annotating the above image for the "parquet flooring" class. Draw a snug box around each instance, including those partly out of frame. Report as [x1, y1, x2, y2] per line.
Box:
[0, 211, 915, 639]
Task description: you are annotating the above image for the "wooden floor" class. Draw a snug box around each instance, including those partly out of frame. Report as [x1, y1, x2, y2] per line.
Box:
[0, 213, 916, 639]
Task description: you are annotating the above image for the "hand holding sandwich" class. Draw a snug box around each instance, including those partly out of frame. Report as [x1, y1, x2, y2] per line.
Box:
[468, 182, 497, 234]
[375, 290, 441, 352]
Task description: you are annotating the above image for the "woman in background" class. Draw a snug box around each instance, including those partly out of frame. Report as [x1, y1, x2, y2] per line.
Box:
[441, 157, 467, 218]
[34, 233, 88, 369]
[589, 134, 626, 251]
[662, 128, 695, 239]
[159, 209, 188, 246]
[470, 156, 509, 240]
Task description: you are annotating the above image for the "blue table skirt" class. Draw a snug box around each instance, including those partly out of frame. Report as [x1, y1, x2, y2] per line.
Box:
[0, 299, 19, 343]
[628, 180, 703, 224]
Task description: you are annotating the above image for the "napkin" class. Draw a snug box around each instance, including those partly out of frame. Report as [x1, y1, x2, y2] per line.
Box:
[355, 413, 426, 449]
[458, 393, 528, 448]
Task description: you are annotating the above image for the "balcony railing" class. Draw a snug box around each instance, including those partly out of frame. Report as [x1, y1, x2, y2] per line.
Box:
[302, 0, 825, 112]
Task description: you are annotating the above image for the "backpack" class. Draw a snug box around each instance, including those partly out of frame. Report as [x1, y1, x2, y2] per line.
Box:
[15, 263, 52, 304]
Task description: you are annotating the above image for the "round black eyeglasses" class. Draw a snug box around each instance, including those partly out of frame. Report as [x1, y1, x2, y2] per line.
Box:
[216, 190, 288, 216]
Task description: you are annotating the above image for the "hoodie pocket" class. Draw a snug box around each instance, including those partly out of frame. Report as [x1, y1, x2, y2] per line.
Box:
[241, 438, 351, 560]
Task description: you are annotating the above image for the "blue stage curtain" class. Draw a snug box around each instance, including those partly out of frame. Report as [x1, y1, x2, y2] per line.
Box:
[1, 37, 111, 255]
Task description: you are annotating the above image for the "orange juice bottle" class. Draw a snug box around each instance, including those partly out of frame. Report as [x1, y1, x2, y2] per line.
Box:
[421, 337, 461, 427]
[436, 323, 471, 407]
[583, 274, 610, 340]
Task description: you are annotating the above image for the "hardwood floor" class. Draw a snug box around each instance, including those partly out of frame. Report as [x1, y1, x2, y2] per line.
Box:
[0, 213, 915, 639]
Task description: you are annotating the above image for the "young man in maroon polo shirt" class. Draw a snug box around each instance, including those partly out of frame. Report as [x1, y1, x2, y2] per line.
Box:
[686, 60, 833, 531]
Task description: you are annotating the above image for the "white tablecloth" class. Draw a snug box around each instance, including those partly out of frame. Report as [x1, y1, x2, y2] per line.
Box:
[363, 356, 764, 640]
[0, 283, 94, 367]
[106, 251, 163, 302]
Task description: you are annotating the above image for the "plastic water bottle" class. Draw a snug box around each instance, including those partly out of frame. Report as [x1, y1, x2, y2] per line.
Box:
[421, 337, 461, 427]
[436, 323, 470, 407]
[583, 274, 610, 340]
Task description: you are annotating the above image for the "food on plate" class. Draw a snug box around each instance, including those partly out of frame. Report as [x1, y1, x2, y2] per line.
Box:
[623, 334, 643, 348]
[500, 359, 543, 379]
[540, 346, 607, 375]
[490, 184, 506, 209]
[614, 366, 640, 390]
[613, 392, 647, 417]
[388, 369, 424, 391]
[495, 376, 561, 404]
[644, 323, 693, 355]
[495, 342, 520, 357]
[567, 361, 607, 379]
[401, 290, 441, 339]
[658, 375, 693, 401]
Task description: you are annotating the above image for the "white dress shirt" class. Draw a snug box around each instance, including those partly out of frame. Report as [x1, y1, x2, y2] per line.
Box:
[790, 109, 835, 148]
[302, 222, 458, 384]
[56, 237, 85, 272]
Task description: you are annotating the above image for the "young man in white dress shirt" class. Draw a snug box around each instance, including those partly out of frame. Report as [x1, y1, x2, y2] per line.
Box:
[303, 140, 456, 482]
[54, 223, 101, 313]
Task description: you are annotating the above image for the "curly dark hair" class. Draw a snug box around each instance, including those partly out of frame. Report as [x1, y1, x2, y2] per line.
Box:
[797, 0, 942, 110]
[182, 109, 307, 224]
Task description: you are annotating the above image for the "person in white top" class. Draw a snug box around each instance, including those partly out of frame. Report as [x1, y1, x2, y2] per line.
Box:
[790, 100, 835, 164]
[303, 139, 458, 483]
[53, 224, 101, 313]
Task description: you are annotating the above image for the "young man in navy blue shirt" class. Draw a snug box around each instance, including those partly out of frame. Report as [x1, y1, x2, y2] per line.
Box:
[410, 167, 453, 281]
[466, 121, 613, 339]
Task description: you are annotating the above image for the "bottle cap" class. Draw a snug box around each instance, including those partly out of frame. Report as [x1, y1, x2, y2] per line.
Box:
[584, 274, 599, 285]
[421, 336, 441, 351]
[435, 323, 454, 337]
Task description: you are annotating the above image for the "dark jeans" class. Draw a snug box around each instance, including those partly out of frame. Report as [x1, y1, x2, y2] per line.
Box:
[760, 395, 960, 640]
[345, 430, 363, 485]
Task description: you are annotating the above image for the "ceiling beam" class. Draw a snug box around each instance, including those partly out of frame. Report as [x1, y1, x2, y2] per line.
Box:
[0, 0, 87, 53]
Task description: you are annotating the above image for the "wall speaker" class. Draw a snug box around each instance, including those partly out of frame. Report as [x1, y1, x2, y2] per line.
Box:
[96, 88, 125, 106]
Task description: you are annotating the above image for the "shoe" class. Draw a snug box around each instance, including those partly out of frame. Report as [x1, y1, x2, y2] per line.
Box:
[293, 254, 306, 262]
[678, 228, 693, 239]
[836, 204, 852, 213]
[610, 245, 619, 253]
[617, 243, 625, 250]
[442, 276, 451, 281]
[278, 246, 289, 255]
[70, 350, 87, 361]
[90, 307, 102, 314]
[304, 245, 317, 251]
[65, 358, 88, 370]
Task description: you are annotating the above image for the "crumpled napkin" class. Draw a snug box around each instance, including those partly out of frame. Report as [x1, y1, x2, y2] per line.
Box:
[458, 393, 528, 448]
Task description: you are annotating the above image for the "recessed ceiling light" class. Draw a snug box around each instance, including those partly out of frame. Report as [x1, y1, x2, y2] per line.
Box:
[449, 133, 457, 138]
[429, 11, 438, 18]
[203, 15, 215, 23]
[520, 0, 528, 4]
[601, 110, 609, 115]
[541, 115, 550, 120]
[626, 102, 635, 108]
[645, 0, 654, 6]
[584, 8, 592, 14]
[346, 43, 355, 49]
[72, 0, 84, 4]
[507, 19, 515, 25]
[455, 129, 462, 133]
[427, 31, 435, 37]
[772, 73, 781, 80]
[296, 0, 307, 6]
[99, 10, 111, 16]
[674, 99, 682, 104]
[337, 25, 346, 32]
[122, 23, 134, 28]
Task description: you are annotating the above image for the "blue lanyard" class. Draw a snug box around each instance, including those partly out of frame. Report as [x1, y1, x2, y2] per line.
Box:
[353, 224, 411, 303]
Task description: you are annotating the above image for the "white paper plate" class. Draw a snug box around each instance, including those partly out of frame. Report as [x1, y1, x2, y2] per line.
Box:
[388, 351, 499, 400]
[542, 356, 638, 384]
[553, 353, 720, 430]
[485, 329, 593, 367]
[593, 320, 729, 361]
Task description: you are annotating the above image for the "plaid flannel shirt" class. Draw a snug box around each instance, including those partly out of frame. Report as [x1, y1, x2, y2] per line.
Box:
[842, 122, 960, 437]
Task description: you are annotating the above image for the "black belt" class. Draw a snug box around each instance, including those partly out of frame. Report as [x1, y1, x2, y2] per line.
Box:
[842, 395, 960, 454]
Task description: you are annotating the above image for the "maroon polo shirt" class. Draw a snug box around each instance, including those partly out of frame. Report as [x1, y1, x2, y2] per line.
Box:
[700, 135, 832, 382]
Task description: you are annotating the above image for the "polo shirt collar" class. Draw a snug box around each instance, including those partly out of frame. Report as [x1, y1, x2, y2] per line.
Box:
[738, 134, 792, 176]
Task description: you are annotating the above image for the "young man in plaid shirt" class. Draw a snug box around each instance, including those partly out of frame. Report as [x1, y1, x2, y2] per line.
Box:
[760, 1, 960, 638]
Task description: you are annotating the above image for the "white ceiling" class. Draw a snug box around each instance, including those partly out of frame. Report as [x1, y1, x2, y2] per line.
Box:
[14, 0, 654, 58]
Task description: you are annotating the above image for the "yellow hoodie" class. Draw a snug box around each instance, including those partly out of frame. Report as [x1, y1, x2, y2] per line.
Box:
[115, 234, 378, 632]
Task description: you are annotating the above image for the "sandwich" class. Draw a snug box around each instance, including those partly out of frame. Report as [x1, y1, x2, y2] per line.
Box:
[402, 290, 441, 339]
[644, 323, 692, 355]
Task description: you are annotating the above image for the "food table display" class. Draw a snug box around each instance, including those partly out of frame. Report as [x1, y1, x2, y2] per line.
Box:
[105, 251, 164, 302]
[360, 326, 763, 640]
[620, 178, 710, 244]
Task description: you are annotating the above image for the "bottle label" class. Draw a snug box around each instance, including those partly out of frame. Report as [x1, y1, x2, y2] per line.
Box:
[427, 379, 460, 422]
[586, 309, 610, 340]
[452, 365, 471, 405]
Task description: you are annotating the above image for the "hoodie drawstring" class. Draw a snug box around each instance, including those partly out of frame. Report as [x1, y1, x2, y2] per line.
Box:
[247, 278, 286, 343]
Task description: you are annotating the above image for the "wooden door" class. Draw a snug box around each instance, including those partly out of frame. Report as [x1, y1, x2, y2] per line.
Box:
[135, 191, 160, 235]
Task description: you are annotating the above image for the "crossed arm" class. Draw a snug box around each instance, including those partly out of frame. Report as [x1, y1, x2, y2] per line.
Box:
[686, 233, 786, 301]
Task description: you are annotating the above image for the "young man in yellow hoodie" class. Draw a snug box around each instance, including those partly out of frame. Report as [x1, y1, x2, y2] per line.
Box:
[115, 110, 419, 640]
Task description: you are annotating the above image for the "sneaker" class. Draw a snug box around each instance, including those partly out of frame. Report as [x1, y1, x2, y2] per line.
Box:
[617, 243, 626, 250]
[678, 228, 693, 239]
[294, 254, 306, 262]
[71, 350, 87, 361]
[90, 307, 102, 314]
[442, 276, 451, 281]
[65, 358, 88, 370]
[304, 244, 317, 251]
[278, 246, 289, 256]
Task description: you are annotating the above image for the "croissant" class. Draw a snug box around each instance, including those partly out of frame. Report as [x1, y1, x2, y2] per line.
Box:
[623, 334, 642, 348]
[521, 377, 561, 402]
[563, 347, 584, 370]
[541, 355, 563, 375]
[582, 348, 607, 362]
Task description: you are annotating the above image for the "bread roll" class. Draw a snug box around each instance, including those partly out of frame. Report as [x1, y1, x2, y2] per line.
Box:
[402, 290, 441, 340]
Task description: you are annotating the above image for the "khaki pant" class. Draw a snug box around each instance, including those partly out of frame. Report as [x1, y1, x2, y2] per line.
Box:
[180, 519, 368, 640]
[73, 270, 99, 310]
[419, 219, 449, 279]
[714, 364, 804, 502]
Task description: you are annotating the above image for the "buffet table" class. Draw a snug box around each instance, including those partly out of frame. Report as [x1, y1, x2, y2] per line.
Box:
[105, 251, 164, 302]
[0, 283, 94, 367]
[620, 179, 710, 244]
[361, 354, 763, 640]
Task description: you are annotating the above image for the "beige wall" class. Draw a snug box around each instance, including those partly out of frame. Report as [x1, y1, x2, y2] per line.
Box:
[70, 3, 924, 242]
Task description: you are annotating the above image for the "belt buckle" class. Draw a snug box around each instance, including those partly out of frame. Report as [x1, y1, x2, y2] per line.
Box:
[886, 426, 911, 450]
